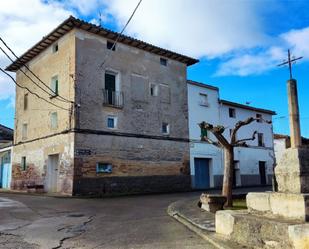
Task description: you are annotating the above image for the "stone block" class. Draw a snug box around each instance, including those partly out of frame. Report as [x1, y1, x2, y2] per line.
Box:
[247, 192, 309, 221]
[200, 194, 226, 213]
[275, 148, 309, 194]
[246, 192, 271, 213]
[215, 210, 235, 236]
[269, 193, 309, 222]
[288, 224, 309, 249]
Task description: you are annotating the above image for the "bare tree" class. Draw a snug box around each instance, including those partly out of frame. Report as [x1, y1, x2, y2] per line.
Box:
[199, 117, 271, 207]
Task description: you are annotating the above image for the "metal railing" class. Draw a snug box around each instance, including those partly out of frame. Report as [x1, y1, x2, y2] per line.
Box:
[102, 89, 124, 108]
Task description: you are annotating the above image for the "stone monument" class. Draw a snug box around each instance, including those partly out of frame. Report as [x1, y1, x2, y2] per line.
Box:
[215, 51, 309, 249]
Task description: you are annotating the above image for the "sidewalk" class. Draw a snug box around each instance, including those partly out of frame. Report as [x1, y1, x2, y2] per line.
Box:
[166, 187, 270, 249]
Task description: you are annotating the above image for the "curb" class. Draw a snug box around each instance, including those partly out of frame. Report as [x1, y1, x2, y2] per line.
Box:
[167, 200, 250, 249]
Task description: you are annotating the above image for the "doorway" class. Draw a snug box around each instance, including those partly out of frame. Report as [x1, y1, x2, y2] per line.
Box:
[46, 154, 59, 192]
[194, 158, 210, 189]
[259, 161, 266, 185]
[105, 72, 116, 105]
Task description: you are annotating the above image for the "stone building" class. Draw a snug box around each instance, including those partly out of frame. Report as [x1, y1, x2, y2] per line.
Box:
[187, 80, 276, 189]
[6, 16, 198, 195]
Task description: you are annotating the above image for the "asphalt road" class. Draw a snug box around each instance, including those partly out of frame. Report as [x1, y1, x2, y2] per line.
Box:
[0, 191, 215, 249]
[0, 187, 270, 249]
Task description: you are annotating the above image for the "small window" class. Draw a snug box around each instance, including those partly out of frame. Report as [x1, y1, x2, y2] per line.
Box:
[160, 58, 167, 66]
[229, 108, 236, 118]
[107, 41, 116, 51]
[22, 123, 28, 140]
[52, 43, 58, 53]
[21, 156, 27, 171]
[256, 113, 262, 123]
[229, 129, 233, 137]
[107, 116, 117, 129]
[96, 162, 112, 173]
[24, 93, 28, 110]
[51, 76, 59, 96]
[258, 133, 264, 147]
[150, 83, 158, 96]
[199, 93, 209, 106]
[50, 112, 58, 129]
[162, 122, 169, 134]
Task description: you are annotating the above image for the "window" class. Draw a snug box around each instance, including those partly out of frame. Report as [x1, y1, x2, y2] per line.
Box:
[21, 156, 27, 171]
[229, 108, 236, 118]
[51, 76, 59, 96]
[199, 93, 209, 106]
[50, 112, 58, 129]
[256, 113, 262, 123]
[107, 41, 116, 51]
[24, 93, 28, 110]
[258, 133, 264, 147]
[107, 116, 117, 129]
[22, 123, 28, 140]
[150, 83, 158, 97]
[160, 58, 167, 66]
[162, 122, 169, 134]
[52, 43, 58, 53]
[96, 162, 112, 173]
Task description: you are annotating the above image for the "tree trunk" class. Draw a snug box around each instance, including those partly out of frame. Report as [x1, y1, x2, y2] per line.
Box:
[222, 146, 234, 207]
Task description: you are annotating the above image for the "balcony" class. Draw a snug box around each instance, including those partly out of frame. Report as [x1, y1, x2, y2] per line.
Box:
[102, 89, 124, 108]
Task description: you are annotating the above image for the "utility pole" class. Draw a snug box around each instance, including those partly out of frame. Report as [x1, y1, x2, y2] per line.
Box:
[277, 49, 303, 148]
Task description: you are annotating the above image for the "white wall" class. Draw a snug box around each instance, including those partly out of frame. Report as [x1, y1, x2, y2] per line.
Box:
[188, 81, 275, 188]
[188, 83, 223, 187]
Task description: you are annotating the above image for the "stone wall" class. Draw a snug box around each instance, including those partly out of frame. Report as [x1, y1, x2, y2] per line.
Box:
[73, 175, 191, 196]
[73, 133, 190, 195]
[12, 133, 74, 194]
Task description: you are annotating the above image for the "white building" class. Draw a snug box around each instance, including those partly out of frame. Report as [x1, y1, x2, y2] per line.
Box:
[187, 80, 276, 189]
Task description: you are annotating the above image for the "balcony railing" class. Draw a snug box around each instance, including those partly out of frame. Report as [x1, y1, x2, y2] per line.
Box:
[102, 89, 124, 108]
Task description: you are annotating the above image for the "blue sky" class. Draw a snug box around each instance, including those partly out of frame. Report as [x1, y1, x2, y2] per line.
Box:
[0, 0, 309, 137]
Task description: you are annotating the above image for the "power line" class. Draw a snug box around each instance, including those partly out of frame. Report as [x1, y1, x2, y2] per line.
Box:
[0, 45, 72, 105]
[0, 67, 70, 111]
[0, 37, 73, 104]
[99, 0, 143, 68]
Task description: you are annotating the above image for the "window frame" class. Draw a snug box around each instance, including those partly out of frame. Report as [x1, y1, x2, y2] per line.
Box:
[258, 133, 264, 147]
[107, 116, 117, 129]
[256, 113, 262, 123]
[96, 162, 113, 173]
[199, 93, 209, 107]
[229, 108, 236, 118]
[106, 41, 116, 51]
[24, 93, 28, 110]
[160, 58, 167, 66]
[52, 43, 58, 53]
[22, 123, 28, 140]
[162, 122, 170, 135]
[51, 75, 59, 97]
[50, 112, 58, 129]
[21, 156, 27, 171]
[150, 83, 159, 97]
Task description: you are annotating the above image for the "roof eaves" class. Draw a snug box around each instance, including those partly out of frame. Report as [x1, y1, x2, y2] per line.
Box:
[6, 16, 198, 72]
[220, 99, 276, 115]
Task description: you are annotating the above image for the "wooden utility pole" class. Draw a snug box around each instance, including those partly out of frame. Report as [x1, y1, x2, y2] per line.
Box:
[277, 50, 303, 148]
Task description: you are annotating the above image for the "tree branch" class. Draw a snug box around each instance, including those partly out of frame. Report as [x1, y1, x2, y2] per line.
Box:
[233, 130, 257, 146]
[199, 122, 231, 149]
[201, 136, 220, 147]
[231, 117, 257, 144]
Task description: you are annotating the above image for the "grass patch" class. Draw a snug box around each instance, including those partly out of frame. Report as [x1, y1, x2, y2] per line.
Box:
[224, 199, 247, 210]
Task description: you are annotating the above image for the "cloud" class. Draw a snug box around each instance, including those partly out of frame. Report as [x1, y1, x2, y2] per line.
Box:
[216, 26, 309, 76]
[0, 0, 73, 101]
[100, 0, 268, 58]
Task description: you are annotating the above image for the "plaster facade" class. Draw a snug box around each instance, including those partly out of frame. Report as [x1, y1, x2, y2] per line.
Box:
[188, 81, 275, 189]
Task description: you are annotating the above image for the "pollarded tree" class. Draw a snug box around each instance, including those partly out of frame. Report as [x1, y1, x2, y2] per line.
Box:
[199, 117, 271, 207]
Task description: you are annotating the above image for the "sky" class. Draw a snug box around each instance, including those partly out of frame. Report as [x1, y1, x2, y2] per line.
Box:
[0, 0, 309, 137]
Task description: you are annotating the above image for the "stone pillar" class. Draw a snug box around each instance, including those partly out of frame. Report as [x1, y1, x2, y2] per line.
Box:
[287, 79, 302, 148]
